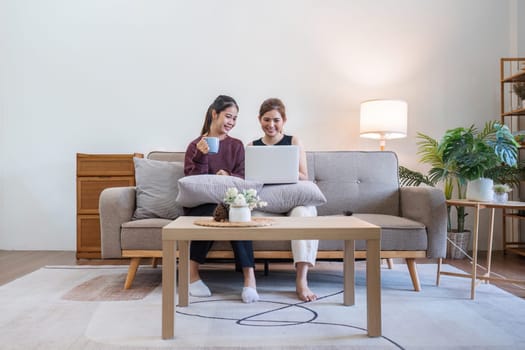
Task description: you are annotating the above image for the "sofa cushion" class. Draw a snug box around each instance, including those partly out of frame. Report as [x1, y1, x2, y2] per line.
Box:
[307, 152, 400, 216]
[354, 214, 427, 250]
[317, 214, 427, 251]
[176, 175, 263, 208]
[256, 181, 327, 214]
[121, 218, 171, 250]
[119, 213, 427, 252]
[132, 158, 184, 220]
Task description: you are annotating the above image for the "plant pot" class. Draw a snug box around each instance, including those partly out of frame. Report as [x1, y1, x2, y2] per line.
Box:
[229, 205, 251, 222]
[446, 230, 471, 259]
[493, 192, 509, 203]
[466, 178, 494, 201]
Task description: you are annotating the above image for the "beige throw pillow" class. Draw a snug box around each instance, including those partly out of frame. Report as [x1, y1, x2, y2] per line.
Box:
[132, 157, 185, 220]
[257, 181, 327, 214]
[176, 175, 263, 208]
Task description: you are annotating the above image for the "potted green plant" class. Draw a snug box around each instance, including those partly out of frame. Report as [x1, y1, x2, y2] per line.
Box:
[513, 82, 525, 109]
[492, 183, 512, 203]
[441, 122, 519, 201]
[399, 120, 520, 258]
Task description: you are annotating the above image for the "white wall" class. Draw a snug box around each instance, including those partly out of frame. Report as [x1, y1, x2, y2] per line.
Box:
[520, 1, 525, 56]
[0, 0, 522, 251]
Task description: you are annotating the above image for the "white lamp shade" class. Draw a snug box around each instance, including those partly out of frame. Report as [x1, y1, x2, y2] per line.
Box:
[360, 99, 408, 140]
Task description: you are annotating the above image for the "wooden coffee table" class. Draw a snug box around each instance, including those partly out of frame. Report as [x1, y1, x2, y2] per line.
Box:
[161, 215, 382, 339]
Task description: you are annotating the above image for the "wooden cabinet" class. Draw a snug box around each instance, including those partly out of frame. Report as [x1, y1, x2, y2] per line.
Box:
[500, 58, 525, 256]
[76, 153, 142, 259]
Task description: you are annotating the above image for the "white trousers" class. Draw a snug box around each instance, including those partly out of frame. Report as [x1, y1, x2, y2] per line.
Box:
[287, 206, 319, 267]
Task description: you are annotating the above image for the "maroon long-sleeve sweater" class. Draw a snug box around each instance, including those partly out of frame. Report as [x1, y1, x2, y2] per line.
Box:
[184, 135, 245, 178]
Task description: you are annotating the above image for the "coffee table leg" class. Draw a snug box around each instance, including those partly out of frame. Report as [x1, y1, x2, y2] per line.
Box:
[343, 239, 355, 306]
[162, 239, 176, 339]
[178, 240, 190, 307]
[367, 238, 381, 337]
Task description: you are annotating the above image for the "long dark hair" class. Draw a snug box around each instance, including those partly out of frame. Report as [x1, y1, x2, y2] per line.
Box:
[201, 95, 239, 135]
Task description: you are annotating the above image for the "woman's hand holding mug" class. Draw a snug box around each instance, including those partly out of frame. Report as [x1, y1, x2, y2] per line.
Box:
[196, 137, 209, 154]
[197, 134, 220, 155]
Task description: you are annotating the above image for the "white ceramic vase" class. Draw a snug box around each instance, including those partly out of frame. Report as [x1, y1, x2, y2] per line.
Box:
[229, 205, 251, 222]
[466, 178, 494, 202]
[493, 192, 508, 203]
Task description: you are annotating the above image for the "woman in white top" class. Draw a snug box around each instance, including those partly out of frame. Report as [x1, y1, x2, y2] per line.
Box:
[248, 98, 318, 302]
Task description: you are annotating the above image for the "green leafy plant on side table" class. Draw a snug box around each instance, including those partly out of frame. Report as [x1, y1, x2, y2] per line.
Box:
[513, 82, 525, 109]
[492, 183, 512, 203]
[399, 120, 521, 258]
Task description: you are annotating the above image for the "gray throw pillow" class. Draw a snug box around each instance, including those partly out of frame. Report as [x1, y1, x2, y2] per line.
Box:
[132, 157, 185, 220]
[176, 175, 263, 208]
[257, 181, 327, 214]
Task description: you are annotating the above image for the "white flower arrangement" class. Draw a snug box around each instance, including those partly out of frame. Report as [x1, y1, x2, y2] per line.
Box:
[493, 183, 512, 194]
[223, 187, 268, 210]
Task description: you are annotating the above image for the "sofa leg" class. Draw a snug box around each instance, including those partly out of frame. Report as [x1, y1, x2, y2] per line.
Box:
[124, 257, 140, 289]
[386, 258, 394, 269]
[436, 257, 442, 286]
[152, 257, 158, 268]
[381, 258, 394, 268]
[405, 258, 421, 291]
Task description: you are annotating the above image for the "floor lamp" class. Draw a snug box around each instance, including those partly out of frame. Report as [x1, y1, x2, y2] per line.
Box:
[359, 99, 408, 150]
[359, 99, 407, 269]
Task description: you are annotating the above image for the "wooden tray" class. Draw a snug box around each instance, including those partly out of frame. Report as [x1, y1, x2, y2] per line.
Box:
[193, 218, 274, 227]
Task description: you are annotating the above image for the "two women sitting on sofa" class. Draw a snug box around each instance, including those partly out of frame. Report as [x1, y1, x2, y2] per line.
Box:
[184, 95, 318, 303]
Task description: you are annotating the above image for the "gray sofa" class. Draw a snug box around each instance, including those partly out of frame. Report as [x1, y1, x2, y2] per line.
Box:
[99, 151, 447, 290]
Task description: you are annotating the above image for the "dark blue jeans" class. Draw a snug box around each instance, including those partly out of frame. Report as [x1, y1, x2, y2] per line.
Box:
[185, 204, 255, 268]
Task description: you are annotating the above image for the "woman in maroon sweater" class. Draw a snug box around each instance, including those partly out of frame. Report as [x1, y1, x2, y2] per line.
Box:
[184, 95, 258, 303]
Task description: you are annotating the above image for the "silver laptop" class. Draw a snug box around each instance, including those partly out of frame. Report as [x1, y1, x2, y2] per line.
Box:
[245, 145, 299, 184]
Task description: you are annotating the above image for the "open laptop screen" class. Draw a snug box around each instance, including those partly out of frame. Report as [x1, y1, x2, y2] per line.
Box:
[244, 145, 299, 184]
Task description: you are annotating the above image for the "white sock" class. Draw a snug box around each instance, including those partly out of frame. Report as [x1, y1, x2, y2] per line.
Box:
[242, 287, 259, 303]
[189, 280, 211, 297]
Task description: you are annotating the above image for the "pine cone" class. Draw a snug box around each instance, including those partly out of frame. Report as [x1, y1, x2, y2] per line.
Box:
[213, 203, 229, 222]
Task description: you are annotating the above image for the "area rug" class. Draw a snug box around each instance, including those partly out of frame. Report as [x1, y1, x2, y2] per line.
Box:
[1, 262, 524, 349]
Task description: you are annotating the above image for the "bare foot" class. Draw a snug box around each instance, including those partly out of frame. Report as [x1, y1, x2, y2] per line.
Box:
[296, 280, 317, 302]
[295, 262, 316, 301]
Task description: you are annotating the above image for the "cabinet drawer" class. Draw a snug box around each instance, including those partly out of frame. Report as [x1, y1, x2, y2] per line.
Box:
[77, 176, 135, 214]
[77, 153, 141, 176]
[77, 215, 101, 253]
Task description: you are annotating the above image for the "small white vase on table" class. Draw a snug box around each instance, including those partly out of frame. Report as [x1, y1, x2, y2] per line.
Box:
[229, 205, 251, 222]
[492, 183, 512, 203]
[223, 188, 267, 223]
